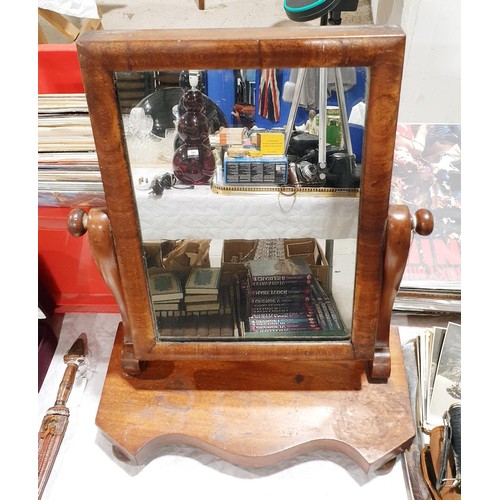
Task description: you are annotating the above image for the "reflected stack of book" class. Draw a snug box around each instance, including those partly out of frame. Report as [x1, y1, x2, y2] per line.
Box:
[154, 267, 238, 339]
[245, 258, 345, 336]
[148, 268, 184, 312]
[183, 267, 222, 313]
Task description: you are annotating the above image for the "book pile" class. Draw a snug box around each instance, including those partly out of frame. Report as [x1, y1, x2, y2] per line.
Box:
[38, 94, 90, 114]
[38, 93, 104, 206]
[38, 103, 95, 152]
[183, 267, 222, 313]
[246, 258, 342, 334]
[148, 269, 184, 312]
[151, 267, 239, 339]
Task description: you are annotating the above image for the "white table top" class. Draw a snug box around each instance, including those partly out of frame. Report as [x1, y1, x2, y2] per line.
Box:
[37, 313, 420, 500]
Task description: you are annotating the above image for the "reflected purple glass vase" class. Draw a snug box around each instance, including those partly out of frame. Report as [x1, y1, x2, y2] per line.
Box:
[173, 88, 216, 185]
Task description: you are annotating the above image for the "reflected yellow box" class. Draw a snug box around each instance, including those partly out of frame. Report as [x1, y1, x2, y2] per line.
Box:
[257, 132, 285, 155]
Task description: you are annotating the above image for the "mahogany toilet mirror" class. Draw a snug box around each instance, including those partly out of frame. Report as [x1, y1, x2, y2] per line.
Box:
[69, 25, 433, 473]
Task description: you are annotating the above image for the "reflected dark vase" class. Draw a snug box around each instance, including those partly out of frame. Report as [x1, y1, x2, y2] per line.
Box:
[173, 89, 215, 185]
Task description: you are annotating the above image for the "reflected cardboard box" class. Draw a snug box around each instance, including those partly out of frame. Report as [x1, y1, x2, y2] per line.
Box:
[221, 238, 329, 286]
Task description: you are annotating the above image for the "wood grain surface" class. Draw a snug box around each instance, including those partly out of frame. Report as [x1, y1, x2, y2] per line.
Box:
[96, 323, 415, 472]
[76, 26, 407, 368]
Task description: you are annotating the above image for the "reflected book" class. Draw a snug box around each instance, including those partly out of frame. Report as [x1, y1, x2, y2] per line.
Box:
[148, 269, 184, 302]
[247, 258, 313, 284]
[185, 267, 222, 295]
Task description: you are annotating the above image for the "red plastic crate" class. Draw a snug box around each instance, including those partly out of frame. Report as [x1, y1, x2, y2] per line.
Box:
[38, 44, 117, 312]
[38, 44, 85, 94]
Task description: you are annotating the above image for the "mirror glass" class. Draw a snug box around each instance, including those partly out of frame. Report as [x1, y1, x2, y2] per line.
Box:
[114, 66, 367, 342]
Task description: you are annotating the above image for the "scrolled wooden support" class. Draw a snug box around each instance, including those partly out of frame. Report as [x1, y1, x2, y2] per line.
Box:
[369, 205, 434, 381]
[67, 208, 143, 375]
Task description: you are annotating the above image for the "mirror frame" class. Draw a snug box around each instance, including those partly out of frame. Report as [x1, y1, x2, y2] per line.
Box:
[76, 26, 405, 362]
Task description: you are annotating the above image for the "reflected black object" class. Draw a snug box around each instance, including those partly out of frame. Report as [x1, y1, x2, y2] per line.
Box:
[287, 131, 322, 157]
[289, 143, 360, 189]
[293, 161, 327, 186]
[149, 172, 194, 199]
[136, 87, 184, 138]
[325, 152, 359, 188]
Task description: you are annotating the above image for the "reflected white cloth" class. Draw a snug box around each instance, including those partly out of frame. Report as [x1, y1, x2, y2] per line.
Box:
[133, 168, 359, 241]
[38, 0, 99, 19]
[349, 101, 366, 127]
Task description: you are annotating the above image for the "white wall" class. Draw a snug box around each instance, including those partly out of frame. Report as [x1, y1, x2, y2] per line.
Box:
[371, 0, 461, 124]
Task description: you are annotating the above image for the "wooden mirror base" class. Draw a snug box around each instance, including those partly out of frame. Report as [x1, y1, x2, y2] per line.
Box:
[96, 323, 415, 474]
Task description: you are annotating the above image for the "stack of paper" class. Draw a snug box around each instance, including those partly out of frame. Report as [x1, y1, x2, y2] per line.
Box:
[38, 93, 103, 206]
[413, 322, 461, 443]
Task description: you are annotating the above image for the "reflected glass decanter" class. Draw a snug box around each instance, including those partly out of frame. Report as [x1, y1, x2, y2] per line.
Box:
[172, 87, 216, 185]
